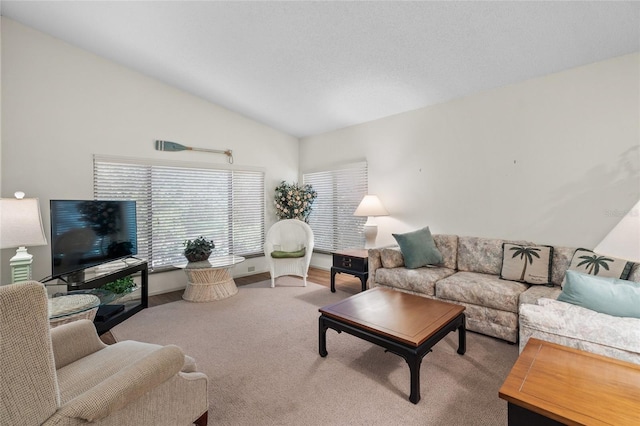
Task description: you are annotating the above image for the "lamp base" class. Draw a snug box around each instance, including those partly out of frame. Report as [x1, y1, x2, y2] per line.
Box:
[363, 217, 378, 249]
[10, 246, 33, 283]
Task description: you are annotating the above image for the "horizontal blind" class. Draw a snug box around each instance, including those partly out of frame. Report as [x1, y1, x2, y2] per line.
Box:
[94, 156, 264, 270]
[303, 162, 367, 252]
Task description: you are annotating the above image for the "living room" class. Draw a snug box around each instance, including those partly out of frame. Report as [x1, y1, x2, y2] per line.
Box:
[1, 2, 639, 425]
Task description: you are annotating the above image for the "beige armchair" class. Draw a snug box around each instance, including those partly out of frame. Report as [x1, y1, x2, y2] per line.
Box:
[0, 281, 208, 426]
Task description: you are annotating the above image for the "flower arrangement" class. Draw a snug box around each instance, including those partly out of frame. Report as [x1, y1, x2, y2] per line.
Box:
[274, 181, 317, 222]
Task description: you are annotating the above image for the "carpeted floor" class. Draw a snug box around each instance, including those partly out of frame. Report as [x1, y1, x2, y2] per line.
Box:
[111, 277, 518, 425]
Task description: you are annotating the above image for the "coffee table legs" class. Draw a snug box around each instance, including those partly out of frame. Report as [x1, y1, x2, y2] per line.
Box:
[319, 313, 466, 404]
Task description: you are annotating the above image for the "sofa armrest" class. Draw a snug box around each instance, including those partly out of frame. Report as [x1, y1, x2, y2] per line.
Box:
[54, 344, 186, 422]
[367, 248, 383, 288]
[50, 319, 107, 369]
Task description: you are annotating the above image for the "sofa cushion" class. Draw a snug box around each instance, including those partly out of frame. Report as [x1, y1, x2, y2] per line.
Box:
[392, 226, 443, 269]
[375, 267, 455, 297]
[380, 248, 404, 268]
[432, 234, 458, 270]
[519, 284, 561, 307]
[558, 270, 640, 319]
[500, 244, 553, 285]
[520, 298, 640, 355]
[564, 248, 633, 283]
[436, 271, 529, 313]
[457, 236, 529, 275]
[550, 246, 577, 286]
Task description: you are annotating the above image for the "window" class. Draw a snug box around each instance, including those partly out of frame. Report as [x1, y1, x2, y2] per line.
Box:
[94, 156, 264, 270]
[303, 161, 367, 253]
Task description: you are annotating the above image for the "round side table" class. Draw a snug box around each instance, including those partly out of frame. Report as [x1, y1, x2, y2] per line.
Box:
[176, 255, 245, 302]
[48, 294, 101, 328]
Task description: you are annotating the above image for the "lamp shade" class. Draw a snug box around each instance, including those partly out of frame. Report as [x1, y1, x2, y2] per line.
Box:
[594, 200, 640, 262]
[0, 197, 48, 249]
[353, 195, 389, 217]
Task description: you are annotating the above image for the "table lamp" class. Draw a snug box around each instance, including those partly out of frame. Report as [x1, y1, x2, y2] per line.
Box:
[594, 200, 640, 262]
[354, 195, 389, 248]
[0, 192, 48, 282]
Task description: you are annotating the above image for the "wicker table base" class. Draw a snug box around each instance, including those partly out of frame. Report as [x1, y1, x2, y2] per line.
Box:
[179, 256, 245, 302]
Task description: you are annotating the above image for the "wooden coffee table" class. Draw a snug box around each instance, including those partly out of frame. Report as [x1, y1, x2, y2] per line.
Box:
[319, 286, 466, 404]
[499, 338, 640, 425]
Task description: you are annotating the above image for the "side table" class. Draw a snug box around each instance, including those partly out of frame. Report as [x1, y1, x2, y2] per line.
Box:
[330, 249, 368, 292]
[48, 294, 100, 328]
[176, 255, 245, 302]
[499, 338, 640, 425]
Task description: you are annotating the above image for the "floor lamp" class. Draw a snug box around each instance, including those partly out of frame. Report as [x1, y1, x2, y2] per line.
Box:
[0, 192, 48, 283]
[354, 195, 389, 248]
[594, 200, 640, 263]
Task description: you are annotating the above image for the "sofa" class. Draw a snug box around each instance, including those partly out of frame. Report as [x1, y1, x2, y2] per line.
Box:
[368, 234, 640, 350]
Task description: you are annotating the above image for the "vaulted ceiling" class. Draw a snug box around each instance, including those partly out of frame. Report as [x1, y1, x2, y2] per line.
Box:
[2, 1, 639, 137]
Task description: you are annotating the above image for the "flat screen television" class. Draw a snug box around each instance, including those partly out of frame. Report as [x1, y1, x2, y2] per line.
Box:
[50, 200, 138, 279]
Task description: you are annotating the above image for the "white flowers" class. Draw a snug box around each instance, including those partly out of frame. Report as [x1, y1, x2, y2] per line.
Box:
[274, 181, 318, 222]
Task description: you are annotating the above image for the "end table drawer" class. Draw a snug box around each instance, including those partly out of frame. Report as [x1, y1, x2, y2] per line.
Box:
[333, 254, 367, 272]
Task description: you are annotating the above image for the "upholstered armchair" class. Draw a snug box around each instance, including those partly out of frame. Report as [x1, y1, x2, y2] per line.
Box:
[0, 281, 208, 426]
[264, 219, 315, 287]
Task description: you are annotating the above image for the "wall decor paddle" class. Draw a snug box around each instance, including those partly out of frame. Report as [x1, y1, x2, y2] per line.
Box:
[155, 140, 234, 164]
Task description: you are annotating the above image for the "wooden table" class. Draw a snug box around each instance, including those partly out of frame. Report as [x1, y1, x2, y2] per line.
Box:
[499, 338, 640, 425]
[319, 287, 465, 404]
[330, 249, 368, 292]
[175, 255, 245, 302]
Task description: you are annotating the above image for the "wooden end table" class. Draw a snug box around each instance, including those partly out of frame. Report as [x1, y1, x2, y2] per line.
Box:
[499, 338, 640, 425]
[330, 249, 368, 292]
[319, 287, 465, 404]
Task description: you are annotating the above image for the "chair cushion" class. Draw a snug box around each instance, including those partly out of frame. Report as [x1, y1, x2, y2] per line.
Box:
[271, 248, 306, 258]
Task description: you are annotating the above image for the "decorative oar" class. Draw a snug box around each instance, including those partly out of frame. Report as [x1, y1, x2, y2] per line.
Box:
[155, 140, 234, 164]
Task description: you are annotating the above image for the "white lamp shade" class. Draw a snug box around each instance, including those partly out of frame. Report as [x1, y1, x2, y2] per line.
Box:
[594, 200, 640, 262]
[0, 197, 48, 249]
[353, 195, 389, 217]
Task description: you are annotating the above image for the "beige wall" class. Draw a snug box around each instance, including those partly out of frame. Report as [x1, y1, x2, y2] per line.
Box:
[301, 53, 640, 269]
[1, 18, 299, 291]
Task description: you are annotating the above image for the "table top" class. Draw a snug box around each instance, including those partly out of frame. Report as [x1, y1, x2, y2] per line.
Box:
[48, 294, 100, 319]
[319, 287, 464, 347]
[174, 255, 246, 270]
[499, 338, 640, 426]
[333, 249, 368, 259]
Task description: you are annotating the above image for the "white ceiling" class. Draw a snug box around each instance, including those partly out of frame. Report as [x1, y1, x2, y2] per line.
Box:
[2, 1, 639, 138]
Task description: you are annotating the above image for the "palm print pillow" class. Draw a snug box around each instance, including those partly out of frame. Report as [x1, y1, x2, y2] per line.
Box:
[563, 248, 633, 286]
[500, 244, 553, 285]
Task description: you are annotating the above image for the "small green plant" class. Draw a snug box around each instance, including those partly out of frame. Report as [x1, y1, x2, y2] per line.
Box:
[183, 236, 215, 262]
[101, 276, 136, 295]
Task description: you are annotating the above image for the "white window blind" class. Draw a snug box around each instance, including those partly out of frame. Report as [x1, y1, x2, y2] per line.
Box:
[303, 162, 367, 252]
[94, 156, 264, 270]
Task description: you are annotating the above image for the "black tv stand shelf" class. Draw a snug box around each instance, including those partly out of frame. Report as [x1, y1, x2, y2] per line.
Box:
[47, 259, 148, 335]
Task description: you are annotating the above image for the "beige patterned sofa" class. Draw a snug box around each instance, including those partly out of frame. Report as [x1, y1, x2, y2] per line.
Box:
[368, 234, 640, 346]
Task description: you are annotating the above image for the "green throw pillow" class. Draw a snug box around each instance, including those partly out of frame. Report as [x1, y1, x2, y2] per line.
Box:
[558, 270, 640, 319]
[392, 226, 443, 269]
[271, 248, 306, 259]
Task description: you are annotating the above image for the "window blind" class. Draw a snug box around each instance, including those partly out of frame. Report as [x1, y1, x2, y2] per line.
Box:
[94, 156, 264, 270]
[303, 162, 367, 253]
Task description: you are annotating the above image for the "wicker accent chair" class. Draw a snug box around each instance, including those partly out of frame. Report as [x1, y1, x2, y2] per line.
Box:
[264, 219, 315, 287]
[0, 281, 208, 426]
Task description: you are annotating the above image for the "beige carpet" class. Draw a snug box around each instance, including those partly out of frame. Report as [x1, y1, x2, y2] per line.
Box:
[111, 277, 518, 425]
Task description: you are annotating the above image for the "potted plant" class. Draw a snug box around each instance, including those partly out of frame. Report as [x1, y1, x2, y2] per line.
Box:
[183, 236, 215, 262]
[101, 276, 136, 296]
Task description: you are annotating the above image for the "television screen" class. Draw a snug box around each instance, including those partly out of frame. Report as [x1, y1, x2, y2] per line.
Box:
[50, 200, 137, 278]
